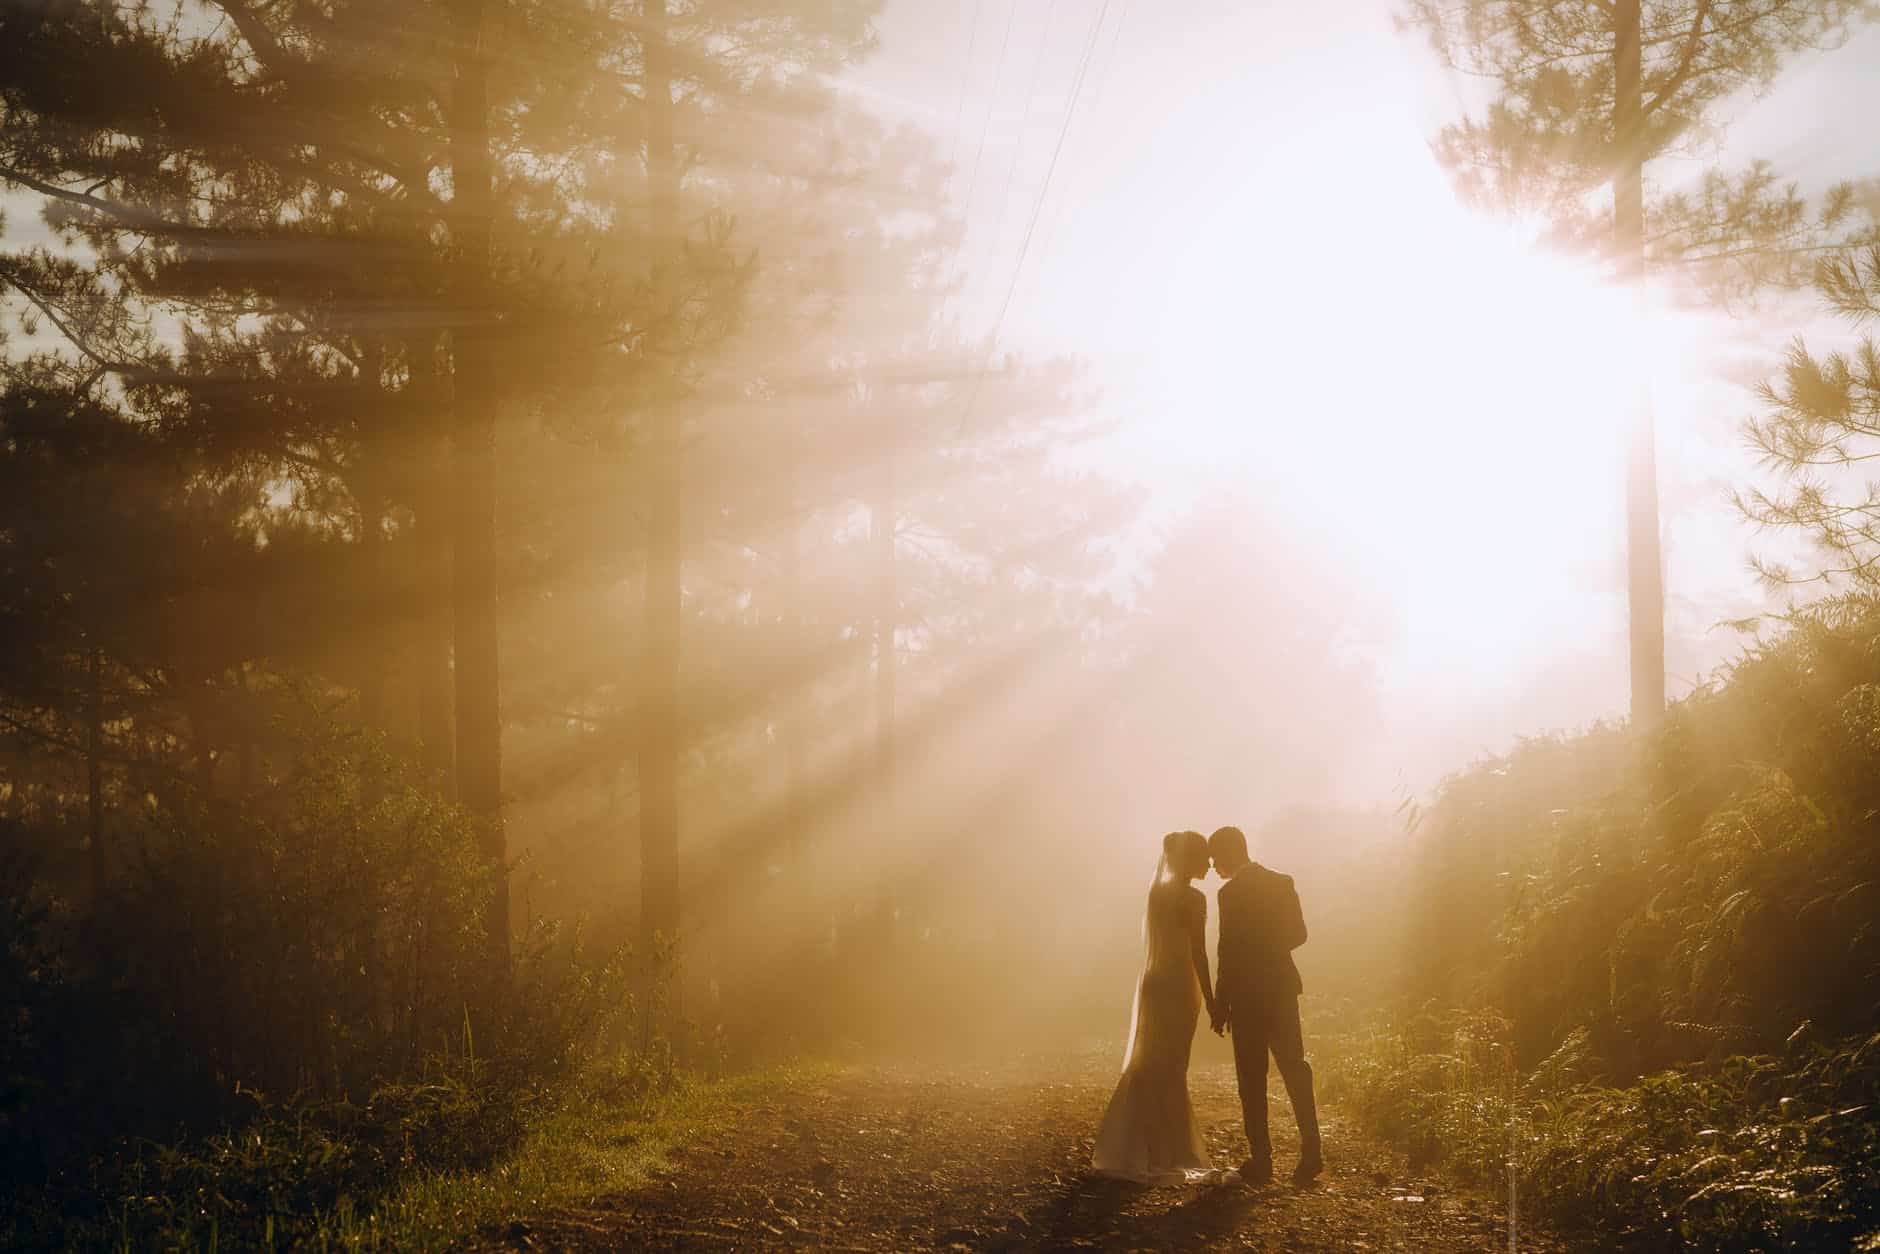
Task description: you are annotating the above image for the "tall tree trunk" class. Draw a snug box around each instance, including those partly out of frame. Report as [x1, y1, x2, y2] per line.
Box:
[358, 495, 388, 736]
[415, 485, 456, 786]
[87, 647, 105, 905]
[450, 0, 508, 977]
[783, 452, 807, 871]
[639, 0, 683, 970]
[872, 464, 895, 808]
[236, 661, 257, 795]
[191, 698, 217, 801]
[415, 334, 455, 788]
[357, 339, 389, 739]
[871, 459, 897, 960]
[1614, 0, 1665, 731]
[358, 494, 390, 813]
[350, 489, 389, 1017]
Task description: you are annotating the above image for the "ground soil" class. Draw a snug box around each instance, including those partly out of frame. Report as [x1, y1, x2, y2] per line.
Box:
[473, 1055, 1566, 1252]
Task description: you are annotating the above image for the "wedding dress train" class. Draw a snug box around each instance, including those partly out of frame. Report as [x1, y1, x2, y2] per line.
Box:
[1091, 873, 1218, 1184]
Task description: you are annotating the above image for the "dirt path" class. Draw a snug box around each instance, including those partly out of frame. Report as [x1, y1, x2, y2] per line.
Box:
[476, 1056, 1563, 1252]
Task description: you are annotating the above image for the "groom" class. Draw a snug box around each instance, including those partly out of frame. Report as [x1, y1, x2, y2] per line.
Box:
[1208, 825, 1323, 1186]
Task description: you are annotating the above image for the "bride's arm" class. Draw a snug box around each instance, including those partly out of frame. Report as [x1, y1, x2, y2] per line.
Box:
[1187, 892, 1216, 1014]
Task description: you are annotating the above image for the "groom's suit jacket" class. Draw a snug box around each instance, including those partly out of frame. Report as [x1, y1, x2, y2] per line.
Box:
[1216, 862, 1307, 1009]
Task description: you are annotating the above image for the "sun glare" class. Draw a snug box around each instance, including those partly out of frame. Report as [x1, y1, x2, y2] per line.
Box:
[1146, 115, 1641, 689]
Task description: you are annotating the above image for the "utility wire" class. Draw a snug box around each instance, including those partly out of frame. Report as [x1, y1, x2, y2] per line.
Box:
[983, 0, 1063, 269]
[945, 0, 983, 177]
[1032, 0, 1131, 276]
[959, 0, 1019, 231]
[959, 0, 1114, 430]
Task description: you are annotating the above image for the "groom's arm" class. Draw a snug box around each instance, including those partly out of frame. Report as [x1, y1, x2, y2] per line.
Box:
[1213, 888, 1235, 1025]
[1282, 876, 1307, 951]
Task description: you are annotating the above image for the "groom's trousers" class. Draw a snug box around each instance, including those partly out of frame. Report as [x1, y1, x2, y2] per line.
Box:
[1230, 993, 1321, 1166]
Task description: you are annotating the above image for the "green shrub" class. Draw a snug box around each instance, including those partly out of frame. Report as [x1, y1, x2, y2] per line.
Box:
[2, 935, 642, 1250]
[1403, 608, 1880, 1081]
[85, 724, 492, 1130]
[1520, 1036, 1880, 1251]
[1326, 1013, 1880, 1250]
[0, 716, 642, 1249]
[1319, 1007, 1525, 1188]
[1360, 607, 1880, 1247]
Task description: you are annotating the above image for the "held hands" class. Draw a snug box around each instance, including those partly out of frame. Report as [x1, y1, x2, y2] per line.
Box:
[1208, 999, 1230, 1036]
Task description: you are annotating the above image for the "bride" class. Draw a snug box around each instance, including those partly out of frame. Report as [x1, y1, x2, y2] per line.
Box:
[1091, 830, 1223, 1184]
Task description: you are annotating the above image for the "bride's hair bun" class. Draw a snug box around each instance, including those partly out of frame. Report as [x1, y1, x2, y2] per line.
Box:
[1163, 829, 1206, 871]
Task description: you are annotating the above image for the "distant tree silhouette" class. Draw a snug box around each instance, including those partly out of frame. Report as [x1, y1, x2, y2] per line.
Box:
[569, 0, 881, 974]
[450, 0, 509, 975]
[0, 0, 1138, 1065]
[0, 0, 687, 962]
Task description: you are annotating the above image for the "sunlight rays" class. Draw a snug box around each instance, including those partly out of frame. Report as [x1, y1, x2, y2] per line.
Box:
[1138, 114, 1677, 722]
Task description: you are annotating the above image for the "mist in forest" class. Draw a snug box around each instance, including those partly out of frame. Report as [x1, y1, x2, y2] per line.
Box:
[0, 0, 1484, 1060]
[6, 1, 1880, 1247]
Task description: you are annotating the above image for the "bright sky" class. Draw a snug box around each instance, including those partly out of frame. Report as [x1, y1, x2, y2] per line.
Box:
[847, 1, 1880, 799]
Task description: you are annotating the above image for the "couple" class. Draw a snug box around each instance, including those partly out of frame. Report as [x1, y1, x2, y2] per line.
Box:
[1091, 826, 1323, 1188]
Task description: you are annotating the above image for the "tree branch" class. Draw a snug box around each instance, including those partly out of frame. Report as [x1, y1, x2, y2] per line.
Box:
[1643, 0, 1716, 118]
[0, 273, 147, 380]
[0, 165, 178, 233]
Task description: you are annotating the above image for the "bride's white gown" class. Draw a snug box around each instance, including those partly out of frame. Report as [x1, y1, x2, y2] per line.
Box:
[1091, 877, 1216, 1183]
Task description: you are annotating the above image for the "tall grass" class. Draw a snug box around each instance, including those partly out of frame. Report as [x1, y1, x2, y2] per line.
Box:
[1345, 606, 1880, 1248]
[1324, 1014, 1880, 1251]
[0, 718, 656, 1250]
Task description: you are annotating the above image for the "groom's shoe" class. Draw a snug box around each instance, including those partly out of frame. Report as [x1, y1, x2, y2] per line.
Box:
[1290, 1151, 1324, 1186]
[1237, 1158, 1273, 1187]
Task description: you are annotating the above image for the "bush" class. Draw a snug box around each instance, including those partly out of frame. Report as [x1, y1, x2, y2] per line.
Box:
[1403, 608, 1880, 1079]
[100, 725, 492, 1120]
[1318, 1007, 1525, 1185]
[0, 717, 639, 1249]
[1354, 606, 1880, 1248]
[1525, 1035, 1880, 1250]
[1327, 1015, 1880, 1251]
[78, 1046, 536, 1250]
[0, 721, 493, 1174]
[2, 934, 638, 1250]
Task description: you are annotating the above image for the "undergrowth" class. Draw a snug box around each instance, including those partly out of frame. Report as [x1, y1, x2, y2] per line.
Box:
[1324, 1013, 1880, 1251]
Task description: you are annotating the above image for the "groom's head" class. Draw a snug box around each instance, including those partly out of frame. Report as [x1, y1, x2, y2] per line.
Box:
[1207, 826, 1251, 878]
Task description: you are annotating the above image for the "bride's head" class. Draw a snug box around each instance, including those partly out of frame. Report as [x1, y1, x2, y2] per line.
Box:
[1161, 830, 1209, 882]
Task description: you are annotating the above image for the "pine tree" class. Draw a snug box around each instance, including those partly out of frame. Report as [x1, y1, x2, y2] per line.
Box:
[1742, 241, 1880, 594]
[1404, 0, 1874, 728]
[0, 0, 648, 955]
[601, 0, 880, 962]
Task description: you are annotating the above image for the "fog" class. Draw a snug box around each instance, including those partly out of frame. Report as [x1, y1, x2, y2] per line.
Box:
[5, 11, 1880, 1231]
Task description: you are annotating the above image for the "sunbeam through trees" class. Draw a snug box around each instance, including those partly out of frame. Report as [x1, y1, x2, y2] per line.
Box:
[3, 2, 1880, 1250]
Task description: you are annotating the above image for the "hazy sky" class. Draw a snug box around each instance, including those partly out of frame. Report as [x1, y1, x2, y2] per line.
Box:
[847, 1, 1880, 798]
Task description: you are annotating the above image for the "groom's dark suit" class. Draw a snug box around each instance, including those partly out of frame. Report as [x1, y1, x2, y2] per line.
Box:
[1216, 862, 1321, 1173]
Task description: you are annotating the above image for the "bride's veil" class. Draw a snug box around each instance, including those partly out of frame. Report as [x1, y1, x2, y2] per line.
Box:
[1117, 851, 1176, 1072]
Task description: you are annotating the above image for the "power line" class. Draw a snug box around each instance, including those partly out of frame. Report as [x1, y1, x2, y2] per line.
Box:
[1032, 0, 1131, 276]
[1089, 0, 1131, 119]
[959, 0, 1019, 231]
[983, 0, 1063, 268]
[945, 0, 983, 178]
[960, 0, 1114, 429]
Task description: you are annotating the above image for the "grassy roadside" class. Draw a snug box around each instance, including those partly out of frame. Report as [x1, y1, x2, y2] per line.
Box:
[286, 1062, 832, 1252]
[1317, 1011, 1880, 1252]
[7, 1059, 829, 1253]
